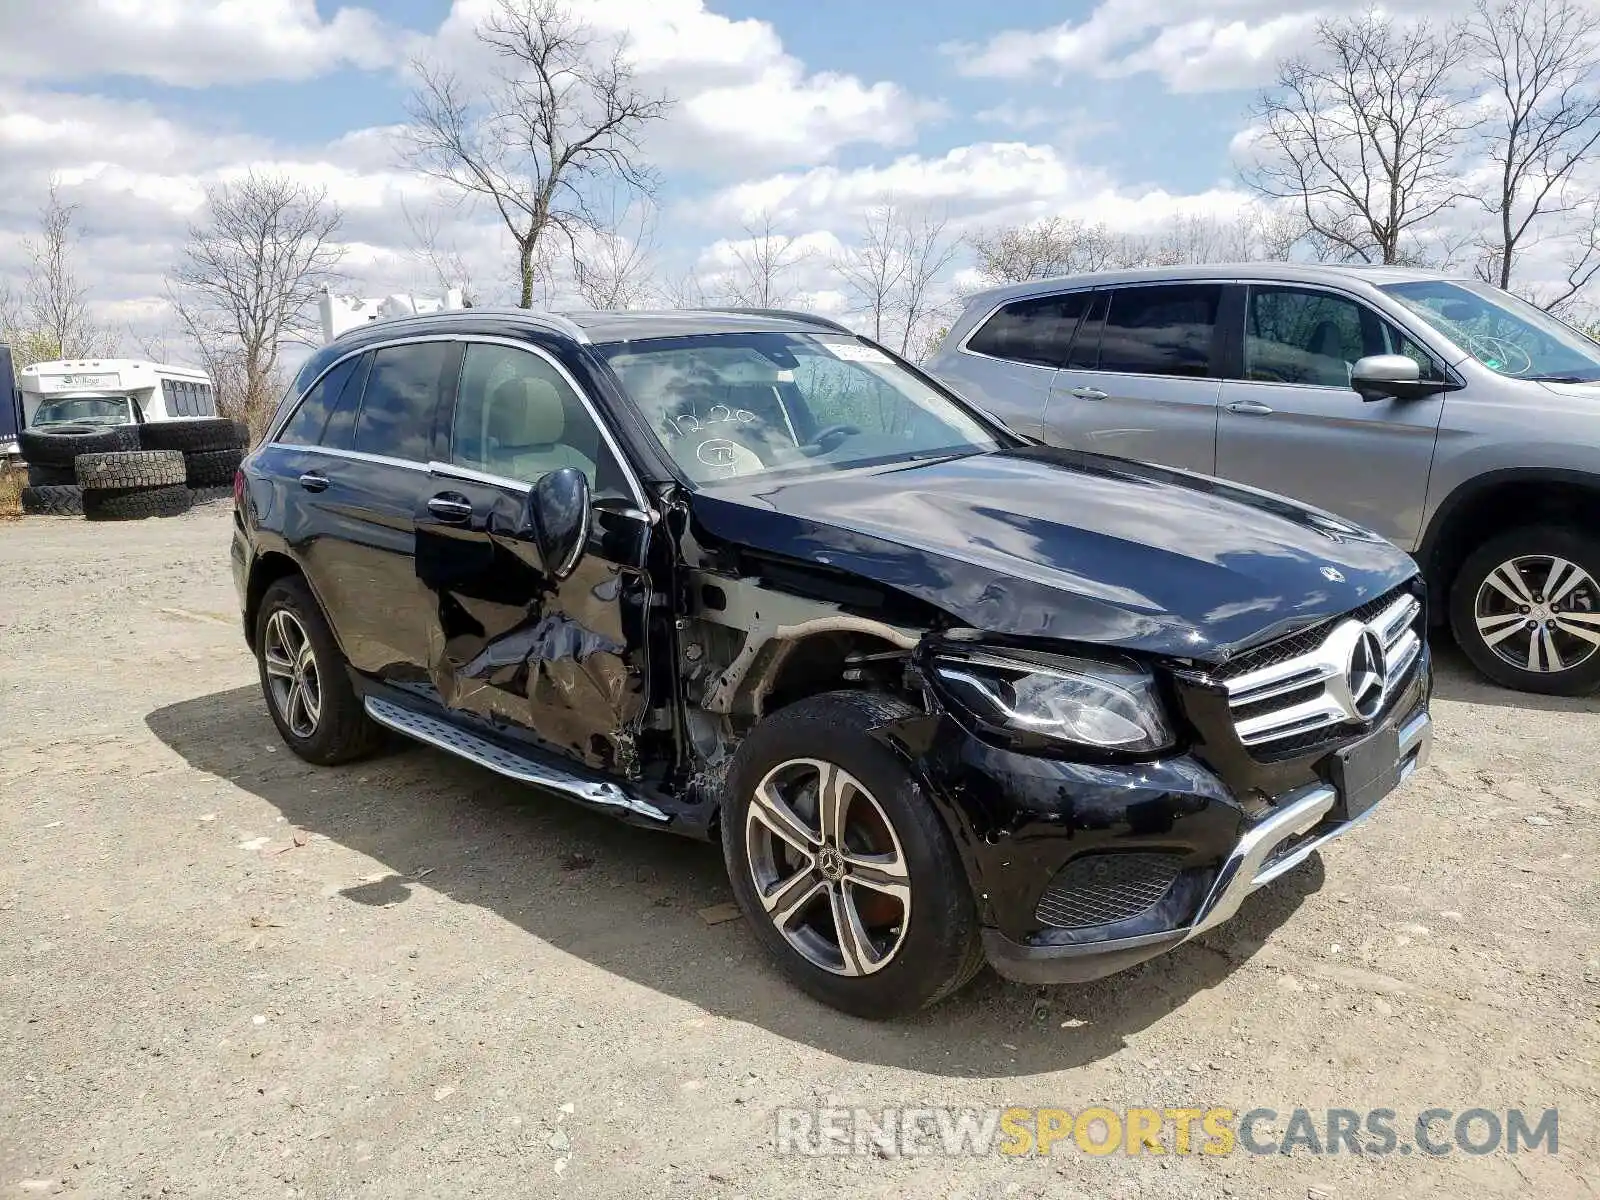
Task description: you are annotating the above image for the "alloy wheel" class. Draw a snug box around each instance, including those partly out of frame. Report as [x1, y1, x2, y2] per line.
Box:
[1473, 554, 1600, 674]
[262, 609, 322, 739]
[743, 757, 912, 976]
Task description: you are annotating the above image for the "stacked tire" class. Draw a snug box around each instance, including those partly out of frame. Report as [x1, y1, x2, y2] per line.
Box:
[18, 417, 250, 520]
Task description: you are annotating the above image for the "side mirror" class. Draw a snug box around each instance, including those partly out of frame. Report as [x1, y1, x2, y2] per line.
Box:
[1350, 354, 1454, 402]
[520, 466, 591, 580]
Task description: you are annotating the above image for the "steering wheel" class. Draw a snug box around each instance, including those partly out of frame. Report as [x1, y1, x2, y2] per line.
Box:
[800, 423, 862, 457]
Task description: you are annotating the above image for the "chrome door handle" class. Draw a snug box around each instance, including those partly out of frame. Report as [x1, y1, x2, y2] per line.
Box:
[427, 494, 474, 523]
[298, 471, 329, 492]
[1069, 387, 1109, 401]
[1227, 400, 1275, 416]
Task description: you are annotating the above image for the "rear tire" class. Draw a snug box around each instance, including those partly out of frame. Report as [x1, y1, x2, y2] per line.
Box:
[82, 484, 194, 521]
[139, 418, 247, 454]
[19, 484, 84, 515]
[1450, 525, 1600, 695]
[254, 577, 385, 765]
[19, 425, 140, 466]
[25, 463, 75, 487]
[720, 690, 983, 1019]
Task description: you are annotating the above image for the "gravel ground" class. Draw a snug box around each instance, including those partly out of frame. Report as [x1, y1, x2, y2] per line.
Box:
[1, 506, 1596, 1199]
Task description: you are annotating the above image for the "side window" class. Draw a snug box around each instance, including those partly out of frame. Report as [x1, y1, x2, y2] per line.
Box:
[278, 356, 363, 446]
[200, 385, 216, 416]
[1066, 290, 1107, 369]
[353, 342, 454, 461]
[1379, 323, 1446, 382]
[965, 293, 1088, 368]
[451, 342, 627, 496]
[162, 379, 177, 416]
[1099, 284, 1222, 377]
[321, 353, 371, 450]
[1246, 287, 1371, 387]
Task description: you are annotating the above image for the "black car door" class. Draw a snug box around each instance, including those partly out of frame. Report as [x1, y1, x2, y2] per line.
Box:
[412, 337, 655, 775]
[272, 338, 461, 684]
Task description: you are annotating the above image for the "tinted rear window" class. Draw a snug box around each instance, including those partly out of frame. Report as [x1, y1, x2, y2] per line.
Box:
[352, 342, 455, 461]
[966, 293, 1089, 368]
[279, 355, 363, 447]
[1098, 284, 1222, 377]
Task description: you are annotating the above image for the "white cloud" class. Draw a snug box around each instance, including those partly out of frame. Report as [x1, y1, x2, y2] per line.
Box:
[695, 141, 1254, 235]
[947, 0, 1467, 93]
[420, 0, 937, 174]
[0, 0, 396, 87]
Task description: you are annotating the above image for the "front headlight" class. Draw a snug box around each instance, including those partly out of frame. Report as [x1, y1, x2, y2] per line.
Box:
[931, 649, 1174, 754]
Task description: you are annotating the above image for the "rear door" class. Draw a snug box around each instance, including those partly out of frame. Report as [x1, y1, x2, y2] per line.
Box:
[272, 339, 461, 683]
[1043, 283, 1224, 474]
[412, 338, 655, 774]
[1214, 284, 1447, 549]
[937, 293, 1088, 438]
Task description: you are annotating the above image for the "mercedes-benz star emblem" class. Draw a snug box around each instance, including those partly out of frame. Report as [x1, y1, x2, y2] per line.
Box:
[1320, 566, 1346, 583]
[1346, 627, 1387, 720]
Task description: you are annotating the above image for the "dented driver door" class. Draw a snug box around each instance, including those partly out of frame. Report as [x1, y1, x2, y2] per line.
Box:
[410, 338, 655, 775]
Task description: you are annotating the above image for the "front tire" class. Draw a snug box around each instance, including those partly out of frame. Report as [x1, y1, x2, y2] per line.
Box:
[1450, 526, 1600, 695]
[721, 691, 983, 1019]
[254, 577, 385, 764]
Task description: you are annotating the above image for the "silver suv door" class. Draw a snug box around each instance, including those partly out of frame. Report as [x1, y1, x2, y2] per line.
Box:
[1215, 283, 1447, 550]
[1043, 283, 1223, 474]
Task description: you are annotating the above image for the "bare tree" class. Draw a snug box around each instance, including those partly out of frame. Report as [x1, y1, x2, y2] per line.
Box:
[833, 205, 909, 341]
[402, 197, 480, 304]
[1468, 0, 1600, 296]
[720, 212, 809, 308]
[1246, 10, 1473, 264]
[572, 194, 658, 309]
[660, 267, 708, 309]
[402, 0, 671, 309]
[5, 184, 115, 364]
[966, 217, 1120, 285]
[170, 171, 344, 431]
[896, 211, 959, 357]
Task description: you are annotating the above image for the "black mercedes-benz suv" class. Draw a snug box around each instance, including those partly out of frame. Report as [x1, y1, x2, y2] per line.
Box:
[231, 307, 1433, 1019]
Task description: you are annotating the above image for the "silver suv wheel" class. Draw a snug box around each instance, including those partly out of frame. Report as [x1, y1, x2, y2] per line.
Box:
[1473, 554, 1600, 673]
[262, 609, 322, 738]
[743, 757, 911, 977]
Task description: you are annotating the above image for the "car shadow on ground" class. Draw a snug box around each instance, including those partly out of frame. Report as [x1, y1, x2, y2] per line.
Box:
[147, 686, 1325, 1079]
[1428, 629, 1600, 713]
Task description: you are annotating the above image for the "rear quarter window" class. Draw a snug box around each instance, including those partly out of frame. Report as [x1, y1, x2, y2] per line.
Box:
[965, 293, 1088, 368]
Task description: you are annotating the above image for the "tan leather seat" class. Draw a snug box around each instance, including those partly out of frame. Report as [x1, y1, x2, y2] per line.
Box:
[485, 376, 594, 483]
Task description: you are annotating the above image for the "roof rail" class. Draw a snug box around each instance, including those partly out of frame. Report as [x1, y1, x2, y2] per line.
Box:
[701, 307, 854, 335]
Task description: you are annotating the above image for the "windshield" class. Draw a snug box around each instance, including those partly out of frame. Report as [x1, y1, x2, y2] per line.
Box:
[600, 333, 1002, 485]
[32, 396, 134, 426]
[1380, 279, 1600, 381]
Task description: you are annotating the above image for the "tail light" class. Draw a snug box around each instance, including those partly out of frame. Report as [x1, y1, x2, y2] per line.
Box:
[233, 468, 246, 509]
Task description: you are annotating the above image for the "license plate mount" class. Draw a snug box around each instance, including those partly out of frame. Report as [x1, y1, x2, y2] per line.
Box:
[1329, 722, 1400, 822]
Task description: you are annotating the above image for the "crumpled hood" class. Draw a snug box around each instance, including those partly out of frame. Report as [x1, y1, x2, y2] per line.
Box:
[688, 446, 1419, 663]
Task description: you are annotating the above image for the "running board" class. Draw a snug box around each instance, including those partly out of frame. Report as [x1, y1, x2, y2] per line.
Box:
[364, 696, 669, 823]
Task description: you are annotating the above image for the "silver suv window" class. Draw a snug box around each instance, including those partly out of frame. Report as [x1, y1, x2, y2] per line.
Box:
[965, 293, 1089, 367]
[1245, 286, 1443, 386]
[1381, 279, 1600, 382]
[1094, 284, 1222, 378]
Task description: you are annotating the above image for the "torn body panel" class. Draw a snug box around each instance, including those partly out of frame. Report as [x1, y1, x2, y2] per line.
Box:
[414, 472, 653, 773]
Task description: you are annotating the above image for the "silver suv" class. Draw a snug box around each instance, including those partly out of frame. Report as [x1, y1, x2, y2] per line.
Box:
[928, 263, 1600, 696]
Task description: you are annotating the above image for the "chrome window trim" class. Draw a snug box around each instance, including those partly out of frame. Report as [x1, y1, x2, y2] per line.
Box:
[267, 332, 650, 511]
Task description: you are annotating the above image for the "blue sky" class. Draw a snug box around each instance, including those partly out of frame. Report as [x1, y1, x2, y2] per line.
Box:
[0, 0, 1432, 341]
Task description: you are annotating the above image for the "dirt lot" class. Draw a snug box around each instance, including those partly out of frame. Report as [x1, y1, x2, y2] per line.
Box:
[1, 506, 1596, 1199]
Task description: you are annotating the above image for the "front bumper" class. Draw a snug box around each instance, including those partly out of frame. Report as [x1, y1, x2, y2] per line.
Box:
[979, 706, 1432, 984]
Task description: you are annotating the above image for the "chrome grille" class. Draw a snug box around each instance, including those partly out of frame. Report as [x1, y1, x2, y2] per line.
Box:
[1222, 594, 1423, 751]
[1034, 852, 1183, 929]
